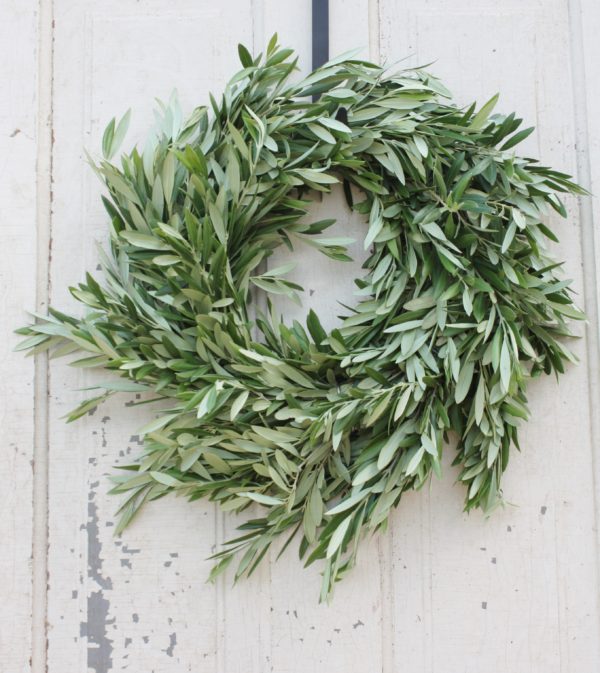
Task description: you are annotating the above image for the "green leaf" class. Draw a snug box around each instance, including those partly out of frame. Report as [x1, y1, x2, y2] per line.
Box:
[308, 123, 336, 145]
[293, 168, 339, 184]
[238, 43, 253, 67]
[139, 413, 178, 435]
[377, 427, 405, 470]
[326, 514, 352, 558]
[469, 93, 499, 130]
[239, 492, 284, 506]
[405, 446, 425, 475]
[150, 471, 182, 487]
[500, 340, 511, 392]
[455, 360, 475, 404]
[353, 462, 379, 485]
[230, 390, 249, 421]
[501, 126, 535, 150]
[208, 202, 228, 245]
[120, 231, 170, 250]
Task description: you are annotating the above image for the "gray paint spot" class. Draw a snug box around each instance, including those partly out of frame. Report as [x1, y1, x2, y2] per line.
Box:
[540, 505, 547, 515]
[164, 632, 177, 657]
[132, 613, 139, 623]
[491, 557, 497, 564]
[122, 545, 141, 555]
[120, 559, 132, 569]
[481, 601, 487, 609]
[87, 483, 112, 591]
[507, 525, 512, 532]
[10, 128, 21, 137]
[86, 591, 115, 673]
[124, 638, 132, 648]
[81, 483, 114, 672]
[353, 619, 364, 629]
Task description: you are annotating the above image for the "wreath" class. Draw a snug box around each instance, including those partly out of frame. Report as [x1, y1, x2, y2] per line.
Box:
[18, 37, 585, 600]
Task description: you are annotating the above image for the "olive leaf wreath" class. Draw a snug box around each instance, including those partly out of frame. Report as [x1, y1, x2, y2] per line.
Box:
[17, 36, 586, 601]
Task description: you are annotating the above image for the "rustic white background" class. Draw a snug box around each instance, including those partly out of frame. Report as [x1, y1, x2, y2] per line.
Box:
[2, 1, 600, 671]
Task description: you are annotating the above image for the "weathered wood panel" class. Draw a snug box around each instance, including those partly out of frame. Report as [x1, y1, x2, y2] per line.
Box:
[4, 0, 600, 671]
[0, 3, 40, 672]
[379, 1, 600, 670]
[47, 3, 255, 672]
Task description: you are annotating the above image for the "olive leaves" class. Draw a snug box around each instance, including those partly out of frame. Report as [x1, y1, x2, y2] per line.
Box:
[17, 37, 585, 601]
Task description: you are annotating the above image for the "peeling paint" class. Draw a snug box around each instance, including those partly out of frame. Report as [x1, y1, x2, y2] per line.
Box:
[87, 483, 112, 591]
[79, 482, 114, 672]
[164, 632, 177, 657]
[86, 591, 115, 672]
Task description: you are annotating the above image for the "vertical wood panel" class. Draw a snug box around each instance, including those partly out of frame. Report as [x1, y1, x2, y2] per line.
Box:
[379, 1, 600, 670]
[0, 3, 39, 672]
[262, 4, 387, 673]
[572, 0, 600, 611]
[47, 3, 255, 672]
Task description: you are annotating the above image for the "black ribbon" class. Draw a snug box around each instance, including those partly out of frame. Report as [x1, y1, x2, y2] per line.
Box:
[312, 0, 329, 73]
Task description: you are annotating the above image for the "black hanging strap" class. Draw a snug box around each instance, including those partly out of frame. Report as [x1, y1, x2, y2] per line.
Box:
[312, 0, 329, 72]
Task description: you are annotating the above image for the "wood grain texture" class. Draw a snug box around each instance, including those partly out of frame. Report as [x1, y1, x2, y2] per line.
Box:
[0, 3, 39, 672]
[3, 0, 599, 671]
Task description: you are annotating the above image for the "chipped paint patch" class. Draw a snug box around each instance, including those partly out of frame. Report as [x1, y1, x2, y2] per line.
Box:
[79, 482, 114, 672]
[164, 632, 177, 657]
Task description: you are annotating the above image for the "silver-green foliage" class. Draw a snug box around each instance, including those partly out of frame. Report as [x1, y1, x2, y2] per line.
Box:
[17, 36, 585, 600]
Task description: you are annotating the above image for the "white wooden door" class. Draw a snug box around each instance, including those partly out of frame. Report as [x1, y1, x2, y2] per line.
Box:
[2, 1, 600, 671]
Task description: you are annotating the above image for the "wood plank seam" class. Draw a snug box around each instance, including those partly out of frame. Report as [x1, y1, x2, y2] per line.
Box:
[368, 0, 380, 63]
[32, 0, 54, 671]
[567, 0, 600, 623]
